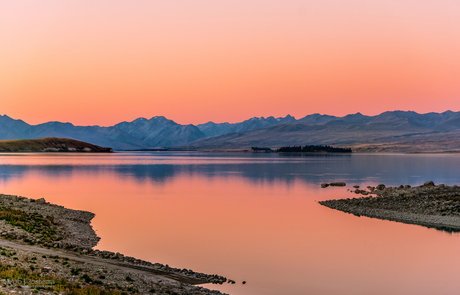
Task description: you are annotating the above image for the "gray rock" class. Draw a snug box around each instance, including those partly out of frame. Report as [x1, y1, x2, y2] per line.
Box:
[36, 198, 46, 204]
[423, 181, 435, 187]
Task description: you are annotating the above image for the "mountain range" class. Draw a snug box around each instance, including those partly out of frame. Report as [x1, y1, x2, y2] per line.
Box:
[2, 111, 460, 152]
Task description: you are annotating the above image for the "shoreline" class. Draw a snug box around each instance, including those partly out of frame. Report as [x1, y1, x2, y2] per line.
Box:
[0, 194, 229, 295]
[319, 182, 460, 232]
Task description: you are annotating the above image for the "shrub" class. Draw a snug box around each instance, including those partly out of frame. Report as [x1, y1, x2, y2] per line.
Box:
[80, 274, 92, 283]
[71, 268, 82, 276]
[125, 276, 134, 282]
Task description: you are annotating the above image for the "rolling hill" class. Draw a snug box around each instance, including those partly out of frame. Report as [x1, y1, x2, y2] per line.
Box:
[0, 137, 113, 152]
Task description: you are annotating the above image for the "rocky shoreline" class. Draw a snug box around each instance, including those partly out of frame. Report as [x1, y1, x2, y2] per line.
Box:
[0, 194, 230, 295]
[319, 181, 460, 232]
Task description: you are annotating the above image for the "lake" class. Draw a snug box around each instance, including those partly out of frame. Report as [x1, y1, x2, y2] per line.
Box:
[1, 152, 460, 295]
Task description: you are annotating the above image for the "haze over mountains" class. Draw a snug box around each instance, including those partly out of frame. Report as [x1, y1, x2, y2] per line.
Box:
[2, 111, 460, 152]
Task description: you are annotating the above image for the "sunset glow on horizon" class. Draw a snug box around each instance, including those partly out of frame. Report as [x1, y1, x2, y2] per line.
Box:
[2, 1, 460, 126]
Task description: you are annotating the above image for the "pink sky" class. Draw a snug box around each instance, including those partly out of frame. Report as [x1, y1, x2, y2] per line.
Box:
[1, 1, 460, 126]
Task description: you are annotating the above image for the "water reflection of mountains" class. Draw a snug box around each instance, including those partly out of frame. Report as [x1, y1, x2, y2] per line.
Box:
[1, 153, 460, 186]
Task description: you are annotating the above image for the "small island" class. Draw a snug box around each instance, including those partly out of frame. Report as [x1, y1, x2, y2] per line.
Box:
[277, 145, 352, 153]
[0, 138, 113, 153]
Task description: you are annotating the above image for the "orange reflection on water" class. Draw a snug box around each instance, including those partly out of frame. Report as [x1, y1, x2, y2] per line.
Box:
[1, 171, 460, 295]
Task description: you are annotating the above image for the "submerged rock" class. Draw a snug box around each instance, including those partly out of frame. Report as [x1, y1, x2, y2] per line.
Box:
[329, 182, 346, 187]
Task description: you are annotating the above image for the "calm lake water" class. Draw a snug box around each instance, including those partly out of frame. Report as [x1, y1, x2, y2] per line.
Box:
[1, 152, 460, 295]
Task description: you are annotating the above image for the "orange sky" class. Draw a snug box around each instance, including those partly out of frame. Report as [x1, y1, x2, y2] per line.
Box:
[1, 1, 460, 126]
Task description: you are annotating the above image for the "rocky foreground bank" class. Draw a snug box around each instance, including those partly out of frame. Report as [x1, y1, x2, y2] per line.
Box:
[0, 194, 230, 295]
[319, 181, 460, 232]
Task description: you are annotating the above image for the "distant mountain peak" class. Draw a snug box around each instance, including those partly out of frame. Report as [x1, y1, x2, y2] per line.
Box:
[2, 110, 460, 151]
[151, 116, 167, 120]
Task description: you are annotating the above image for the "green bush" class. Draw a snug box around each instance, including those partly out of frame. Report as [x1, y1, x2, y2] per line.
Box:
[125, 276, 134, 282]
[71, 268, 82, 276]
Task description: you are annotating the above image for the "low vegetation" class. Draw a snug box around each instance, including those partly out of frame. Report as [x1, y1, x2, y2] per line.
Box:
[0, 206, 62, 243]
[0, 137, 112, 153]
[277, 145, 352, 153]
[0, 262, 125, 295]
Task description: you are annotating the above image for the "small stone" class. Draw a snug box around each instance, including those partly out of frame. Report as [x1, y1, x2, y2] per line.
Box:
[353, 185, 359, 189]
[321, 183, 329, 188]
[376, 184, 385, 190]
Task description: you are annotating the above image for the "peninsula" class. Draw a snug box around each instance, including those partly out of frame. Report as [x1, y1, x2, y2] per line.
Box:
[0, 194, 228, 295]
[0, 138, 113, 153]
[319, 181, 460, 232]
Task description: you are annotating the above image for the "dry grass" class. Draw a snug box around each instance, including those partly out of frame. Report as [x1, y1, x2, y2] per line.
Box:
[0, 206, 61, 242]
[0, 138, 112, 152]
[0, 262, 125, 295]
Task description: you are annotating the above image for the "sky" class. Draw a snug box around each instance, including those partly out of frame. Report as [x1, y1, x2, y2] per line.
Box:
[1, 0, 460, 126]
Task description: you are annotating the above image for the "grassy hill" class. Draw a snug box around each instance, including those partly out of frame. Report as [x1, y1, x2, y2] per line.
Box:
[0, 137, 113, 153]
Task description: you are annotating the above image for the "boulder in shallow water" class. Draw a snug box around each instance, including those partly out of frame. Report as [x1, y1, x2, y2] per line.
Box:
[329, 182, 346, 187]
[376, 184, 386, 190]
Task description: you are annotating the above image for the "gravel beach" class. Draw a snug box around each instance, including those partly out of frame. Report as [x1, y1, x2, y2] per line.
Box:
[0, 194, 229, 295]
[319, 181, 460, 232]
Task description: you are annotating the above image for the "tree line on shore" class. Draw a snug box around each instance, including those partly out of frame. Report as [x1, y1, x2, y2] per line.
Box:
[277, 145, 352, 153]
